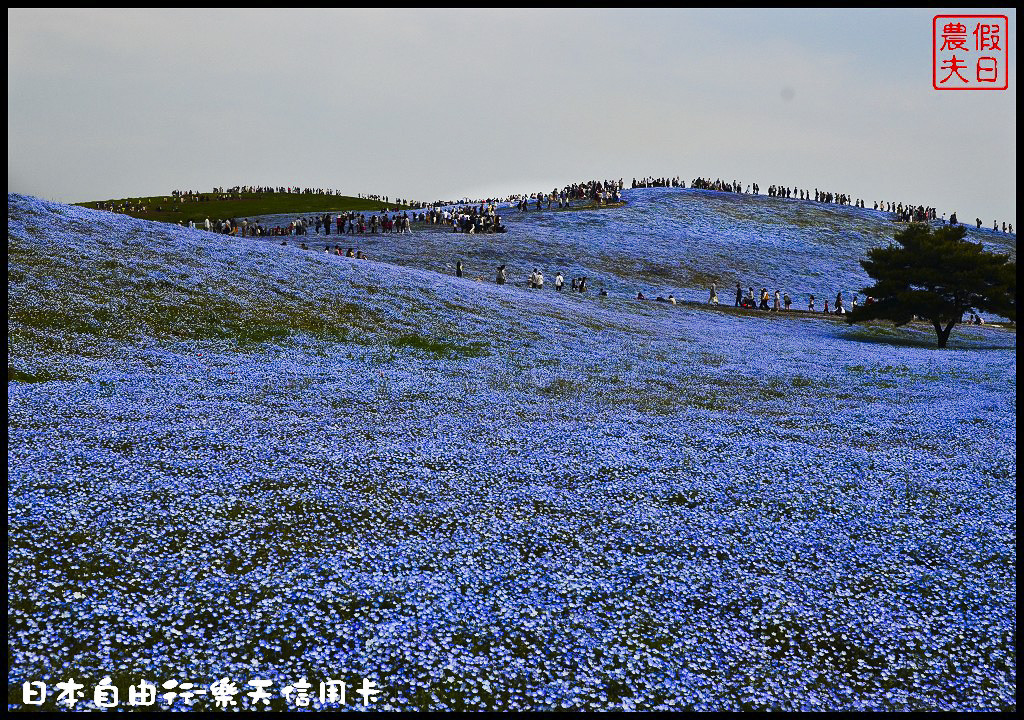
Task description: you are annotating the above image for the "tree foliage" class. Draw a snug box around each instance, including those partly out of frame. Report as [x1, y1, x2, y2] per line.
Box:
[847, 223, 1016, 347]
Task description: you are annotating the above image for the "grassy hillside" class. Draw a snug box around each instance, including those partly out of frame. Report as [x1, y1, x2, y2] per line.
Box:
[7, 191, 1016, 711]
[74, 191, 405, 226]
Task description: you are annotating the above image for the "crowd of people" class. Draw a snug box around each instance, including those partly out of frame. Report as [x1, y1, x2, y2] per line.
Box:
[93, 200, 154, 214]
[680, 175, 1014, 235]
[450, 204, 507, 233]
[717, 283, 991, 324]
[689, 176, 871, 210]
[512, 179, 625, 211]
[282, 241, 370, 260]
[727, 284, 862, 315]
[189, 210, 428, 237]
[690, 177, 745, 193]
[487, 264, 593, 294]
[94, 171, 1017, 240]
[891, 204, 936, 223]
[182, 205, 515, 237]
[171, 186, 425, 204]
[632, 177, 684, 188]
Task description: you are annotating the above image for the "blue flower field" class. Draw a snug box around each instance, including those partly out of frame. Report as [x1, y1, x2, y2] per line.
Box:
[7, 189, 1016, 710]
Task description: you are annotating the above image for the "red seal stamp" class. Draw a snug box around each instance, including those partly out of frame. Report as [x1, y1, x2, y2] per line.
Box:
[934, 15, 1009, 90]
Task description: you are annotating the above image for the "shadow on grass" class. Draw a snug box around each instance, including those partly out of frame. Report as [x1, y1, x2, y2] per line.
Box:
[838, 325, 1013, 350]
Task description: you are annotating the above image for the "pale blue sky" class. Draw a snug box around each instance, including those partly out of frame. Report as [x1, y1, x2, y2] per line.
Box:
[7, 8, 1017, 225]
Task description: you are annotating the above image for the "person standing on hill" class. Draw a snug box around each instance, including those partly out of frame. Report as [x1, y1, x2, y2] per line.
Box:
[773, 290, 781, 311]
[735, 283, 743, 307]
[496, 265, 507, 285]
[555, 272, 564, 292]
[456, 260, 464, 278]
[709, 283, 719, 304]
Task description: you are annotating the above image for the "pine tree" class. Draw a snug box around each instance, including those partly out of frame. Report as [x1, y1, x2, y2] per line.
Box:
[848, 223, 1016, 347]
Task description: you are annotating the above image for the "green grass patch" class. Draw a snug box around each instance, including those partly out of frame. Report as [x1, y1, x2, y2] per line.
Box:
[638, 261, 686, 283]
[539, 376, 579, 397]
[10, 291, 368, 348]
[74, 192, 406, 227]
[687, 269, 724, 288]
[8, 366, 74, 383]
[388, 333, 490, 359]
[700, 352, 729, 367]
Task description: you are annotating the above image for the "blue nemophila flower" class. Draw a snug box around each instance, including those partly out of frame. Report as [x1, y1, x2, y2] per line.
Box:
[7, 191, 1015, 710]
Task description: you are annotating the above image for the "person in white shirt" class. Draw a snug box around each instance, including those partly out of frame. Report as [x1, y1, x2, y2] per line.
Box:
[555, 273, 564, 292]
[535, 270, 544, 289]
